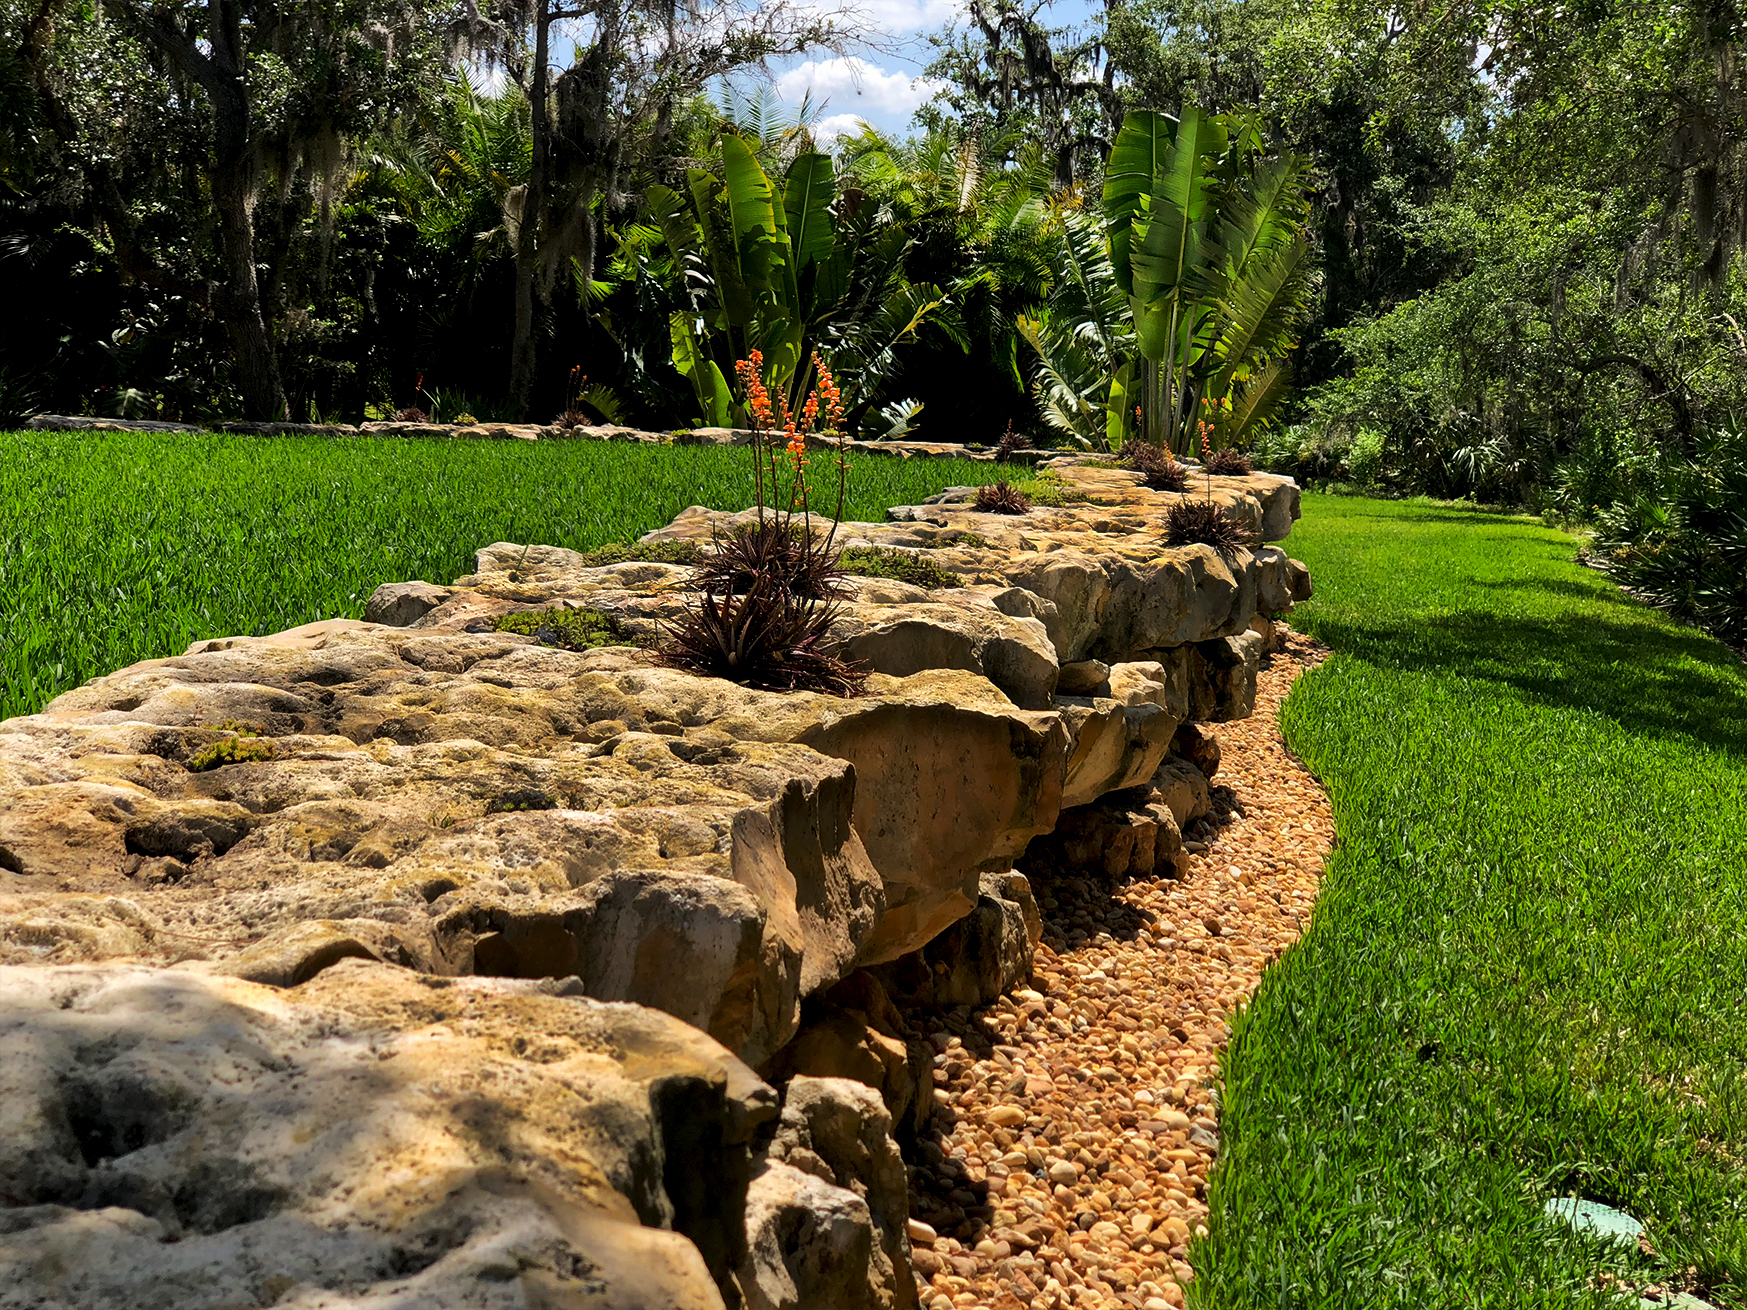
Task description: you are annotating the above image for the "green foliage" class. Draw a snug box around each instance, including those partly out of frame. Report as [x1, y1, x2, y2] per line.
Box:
[1020, 108, 1311, 453]
[1198, 496, 1747, 1306]
[492, 607, 631, 651]
[1010, 469, 1088, 506]
[0, 431, 1016, 720]
[1253, 422, 1384, 489]
[837, 546, 962, 590]
[569, 540, 705, 569]
[645, 135, 948, 434]
[1589, 422, 1747, 649]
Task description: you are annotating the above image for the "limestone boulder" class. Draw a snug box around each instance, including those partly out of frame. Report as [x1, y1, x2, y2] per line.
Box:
[0, 632, 890, 1066]
[1187, 630, 1263, 722]
[0, 959, 776, 1309]
[1104, 659, 1188, 717]
[741, 1164, 888, 1310]
[869, 870, 1040, 1009]
[641, 462, 1305, 666]
[759, 972, 932, 1142]
[831, 592, 1059, 711]
[1056, 696, 1179, 809]
[752, 1076, 915, 1310]
[1018, 794, 1186, 887]
[1056, 659, 1111, 696]
[363, 579, 453, 626]
[1151, 755, 1214, 829]
[1170, 721, 1222, 781]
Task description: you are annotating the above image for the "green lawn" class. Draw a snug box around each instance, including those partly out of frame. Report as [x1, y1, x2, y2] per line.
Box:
[1195, 497, 1747, 1308]
[0, 430, 1007, 720]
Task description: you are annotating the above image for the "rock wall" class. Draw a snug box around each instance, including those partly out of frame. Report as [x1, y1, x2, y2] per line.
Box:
[0, 459, 1311, 1309]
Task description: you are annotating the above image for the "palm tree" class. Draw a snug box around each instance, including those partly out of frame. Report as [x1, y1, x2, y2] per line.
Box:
[839, 123, 1057, 435]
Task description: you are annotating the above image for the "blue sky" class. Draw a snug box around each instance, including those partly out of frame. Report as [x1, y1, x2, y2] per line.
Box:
[757, 0, 1101, 140]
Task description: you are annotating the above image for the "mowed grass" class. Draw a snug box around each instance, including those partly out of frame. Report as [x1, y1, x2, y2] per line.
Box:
[0, 430, 1008, 720]
[1194, 497, 1747, 1308]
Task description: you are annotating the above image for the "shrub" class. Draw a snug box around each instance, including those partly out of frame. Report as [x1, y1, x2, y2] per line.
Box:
[392, 407, 429, 423]
[994, 423, 1030, 464]
[975, 480, 1032, 513]
[1253, 423, 1385, 488]
[553, 410, 589, 430]
[1203, 448, 1254, 476]
[1589, 423, 1747, 647]
[662, 582, 865, 695]
[839, 546, 962, 589]
[693, 520, 846, 601]
[1164, 498, 1259, 551]
[493, 606, 632, 650]
[453, 413, 479, 426]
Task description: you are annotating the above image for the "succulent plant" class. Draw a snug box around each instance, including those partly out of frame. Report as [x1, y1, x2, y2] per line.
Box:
[1164, 498, 1258, 551]
[1203, 448, 1254, 476]
[1119, 439, 1188, 491]
[975, 480, 1032, 514]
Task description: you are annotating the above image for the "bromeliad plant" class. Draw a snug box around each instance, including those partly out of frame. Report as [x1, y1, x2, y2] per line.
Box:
[662, 351, 869, 695]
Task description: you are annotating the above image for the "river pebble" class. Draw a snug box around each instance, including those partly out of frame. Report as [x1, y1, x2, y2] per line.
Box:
[906, 629, 1334, 1310]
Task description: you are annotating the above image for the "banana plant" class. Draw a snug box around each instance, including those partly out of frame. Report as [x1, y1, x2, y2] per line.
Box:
[1104, 106, 1312, 454]
[647, 132, 950, 433]
[1021, 107, 1311, 452]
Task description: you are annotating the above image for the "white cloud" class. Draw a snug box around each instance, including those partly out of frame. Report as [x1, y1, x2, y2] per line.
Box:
[774, 56, 945, 124]
[813, 112, 874, 142]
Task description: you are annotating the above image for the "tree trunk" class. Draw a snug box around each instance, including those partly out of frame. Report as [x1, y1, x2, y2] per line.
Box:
[509, 0, 552, 420]
[131, 0, 286, 419]
[199, 0, 284, 420]
[212, 166, 285, 420]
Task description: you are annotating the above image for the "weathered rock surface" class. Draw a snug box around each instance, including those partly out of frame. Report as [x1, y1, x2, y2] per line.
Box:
[364, 579, 454, 626]
[0, 628, 903, 1065]
[745, 1076, 915, 1310]
[0, 958, 772, 1309]
[1185, 631, 1264, 723]
[870, 870, 1041, 1009]
[1057, 697, 1179, 810]
[0, 622, 1079, 1055]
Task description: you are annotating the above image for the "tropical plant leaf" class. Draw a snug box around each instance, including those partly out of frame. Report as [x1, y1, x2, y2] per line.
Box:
[1103, 109, 1178, 300]
[721, 132, 796, 312]
[1207, 237, 1310, 396]
[783, 152, 837, 272]
[670, 313, 733, 426]
[1228, 357, 1292, 440]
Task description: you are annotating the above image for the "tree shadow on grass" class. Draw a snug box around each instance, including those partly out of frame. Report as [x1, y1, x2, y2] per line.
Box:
[1310, 599, 1747, 759]
[1467, 575, 1639, 607]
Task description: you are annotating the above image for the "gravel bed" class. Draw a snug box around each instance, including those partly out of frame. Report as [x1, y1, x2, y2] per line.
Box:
[906, 630, 1334, 1310]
